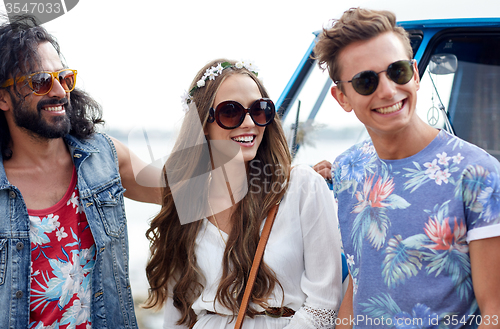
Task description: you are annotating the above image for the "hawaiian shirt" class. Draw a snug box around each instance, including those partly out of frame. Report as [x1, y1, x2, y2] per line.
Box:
[333, 130, 500, 328]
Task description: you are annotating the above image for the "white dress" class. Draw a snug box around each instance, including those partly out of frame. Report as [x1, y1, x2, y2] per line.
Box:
[163, 165, 343, 329]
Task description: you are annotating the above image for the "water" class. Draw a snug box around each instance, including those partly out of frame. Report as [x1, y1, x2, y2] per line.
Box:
[118, 130, 363, 328]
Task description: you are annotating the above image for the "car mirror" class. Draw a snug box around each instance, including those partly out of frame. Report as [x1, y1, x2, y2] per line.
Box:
[429, 54, 458, 75]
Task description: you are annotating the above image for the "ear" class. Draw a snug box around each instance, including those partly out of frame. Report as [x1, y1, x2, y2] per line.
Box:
[331, 86, 353, 113]
[0, 89, 12, 112]
[412, 60, 420, 91]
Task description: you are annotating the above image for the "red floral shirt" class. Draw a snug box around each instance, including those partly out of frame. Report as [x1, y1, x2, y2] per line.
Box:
[29, 168, 96, 329]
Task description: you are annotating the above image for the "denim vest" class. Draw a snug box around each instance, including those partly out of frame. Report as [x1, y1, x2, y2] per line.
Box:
[0, 133, 138, 329]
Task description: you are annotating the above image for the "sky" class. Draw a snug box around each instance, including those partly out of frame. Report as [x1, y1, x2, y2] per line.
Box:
[2, 0, 500, 134]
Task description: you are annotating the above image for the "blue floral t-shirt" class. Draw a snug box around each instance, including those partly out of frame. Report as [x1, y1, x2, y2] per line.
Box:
[333, 130, 500, 328]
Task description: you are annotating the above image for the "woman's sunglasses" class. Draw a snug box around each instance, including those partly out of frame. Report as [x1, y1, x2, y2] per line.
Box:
[208, 98, 276, 129]
[1, 69, 77, 96]
[334, 60, 415, 96]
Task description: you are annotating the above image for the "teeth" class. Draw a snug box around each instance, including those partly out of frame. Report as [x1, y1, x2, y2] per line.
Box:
[376, 101, 402, 114]
[232, 135, 254, 143]
[44, 105, 63, 112]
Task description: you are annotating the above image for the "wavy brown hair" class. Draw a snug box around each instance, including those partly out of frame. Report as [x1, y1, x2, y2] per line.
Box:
[313, 7, 413, 92]
[144, 59, 292, 327]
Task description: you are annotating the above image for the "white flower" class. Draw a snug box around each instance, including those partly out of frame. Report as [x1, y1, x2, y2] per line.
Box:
[196, 79, 205, 88]
[424, 159, 440, 175]
[361, 142, 375, 154]
[353, 277, 359, 295]
[67, 191, 82, 214]
[235, 61, 244, 69]
[56, 227, 68, 241]
[452, 153, 464, 164]
[47, 214, 60, 229]
[436, 152, 451, 166]
[214, 63, 224, 75]
[244, 60, 258, 73]
[81, 247, 96, 262]
[205, 69, 218, 80]
[346, 254, 355, 266]
[57, 253, 85, 308]
[75, 287, 92, 325]
[434, 168, 451, 185]
[30, 261, 40, 283]
[180, 90, 192, 113]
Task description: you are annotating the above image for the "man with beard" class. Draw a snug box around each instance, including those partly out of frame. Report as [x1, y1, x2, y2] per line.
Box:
[0, 16, 160, 328]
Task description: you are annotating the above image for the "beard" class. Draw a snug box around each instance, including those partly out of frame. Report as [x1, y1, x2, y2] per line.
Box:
[12, 96, 72, 139]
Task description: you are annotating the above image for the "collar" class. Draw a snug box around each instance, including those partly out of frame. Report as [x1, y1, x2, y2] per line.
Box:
[0, 134, 100, 190]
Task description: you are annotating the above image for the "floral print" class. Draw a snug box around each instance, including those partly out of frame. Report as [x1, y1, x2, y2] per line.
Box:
[29, 174, 95, 329]
[360, 294, 441, 329]
[477, 172, 500, 223]
[333, 130, 500, 328]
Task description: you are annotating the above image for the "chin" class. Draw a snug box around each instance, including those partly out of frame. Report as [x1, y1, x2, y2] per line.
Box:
[242, 151, 258, 163]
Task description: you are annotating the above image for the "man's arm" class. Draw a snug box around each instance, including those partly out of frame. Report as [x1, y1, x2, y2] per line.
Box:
[110, 136, 162, 204]
[470, 236, 500, 328]
[337, 274, 354, 329]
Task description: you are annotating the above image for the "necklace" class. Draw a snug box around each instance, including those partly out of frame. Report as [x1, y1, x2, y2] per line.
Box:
[207, 174, 227, 244]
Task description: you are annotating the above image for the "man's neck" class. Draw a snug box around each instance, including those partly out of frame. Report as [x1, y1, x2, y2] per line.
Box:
[6, 126, 70, 167]
[3, 129, 74, 209]
[368, 119, 440, 160]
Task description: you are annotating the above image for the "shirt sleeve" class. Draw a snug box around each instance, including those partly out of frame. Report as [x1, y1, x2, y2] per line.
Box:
[284, 165, 342, 329]
[462, 155, 500, 243]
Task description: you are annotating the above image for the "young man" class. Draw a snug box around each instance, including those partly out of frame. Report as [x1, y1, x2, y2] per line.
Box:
[314, 8, 500, 328]
[0, 16, 160, 328]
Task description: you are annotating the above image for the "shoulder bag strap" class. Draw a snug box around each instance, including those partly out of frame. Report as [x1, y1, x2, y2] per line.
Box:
[234, 201, 280, 329]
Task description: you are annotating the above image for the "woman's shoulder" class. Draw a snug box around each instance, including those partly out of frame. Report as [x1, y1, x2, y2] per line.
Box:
[289, 164, 328, 187]
[291, 163, 322, 176]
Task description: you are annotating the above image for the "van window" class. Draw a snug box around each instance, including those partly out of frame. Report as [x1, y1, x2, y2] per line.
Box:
[417, 31, 500, 160]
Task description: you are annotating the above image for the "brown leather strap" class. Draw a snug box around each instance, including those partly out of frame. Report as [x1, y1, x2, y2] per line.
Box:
[263, 306, 295, 318]
[207, 306, 294, 318]
[234, 202, 280, 329]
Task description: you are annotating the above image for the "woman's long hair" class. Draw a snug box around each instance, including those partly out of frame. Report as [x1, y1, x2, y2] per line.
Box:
[144, 59, 292, 326]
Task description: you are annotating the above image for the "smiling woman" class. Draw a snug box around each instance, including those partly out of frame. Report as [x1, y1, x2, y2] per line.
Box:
[205, 74, 268, 164]
[144, 58, 343, 329]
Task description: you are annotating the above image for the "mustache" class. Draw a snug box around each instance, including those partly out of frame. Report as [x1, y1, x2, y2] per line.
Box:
[37, 97, 69, 111]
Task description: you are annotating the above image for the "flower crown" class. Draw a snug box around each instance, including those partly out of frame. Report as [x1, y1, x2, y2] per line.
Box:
[181, 60, 259, 112]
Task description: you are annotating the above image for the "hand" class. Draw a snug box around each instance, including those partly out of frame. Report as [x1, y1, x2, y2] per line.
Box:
[312, 160, 332, 180]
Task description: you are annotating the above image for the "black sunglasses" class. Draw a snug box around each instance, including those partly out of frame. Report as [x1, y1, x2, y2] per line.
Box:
[334, 60, 415, 96]
[208, 98, 275, 129]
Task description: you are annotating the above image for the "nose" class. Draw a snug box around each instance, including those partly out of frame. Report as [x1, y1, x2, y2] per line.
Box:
[239, 112, 255, 128]
[48, 78, 68, 98]
[376, 72, 397, 99]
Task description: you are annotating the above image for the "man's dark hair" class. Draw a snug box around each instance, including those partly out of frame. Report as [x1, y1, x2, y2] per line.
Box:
[0, 15, 104, 159]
